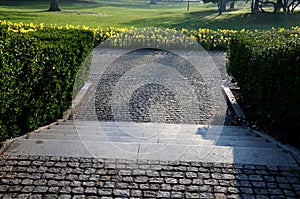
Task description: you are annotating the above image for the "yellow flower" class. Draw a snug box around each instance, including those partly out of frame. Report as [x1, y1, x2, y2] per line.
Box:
[20, 28, 27, 33]
[39, 23, 44, 29]
[82, 25, 89, 31]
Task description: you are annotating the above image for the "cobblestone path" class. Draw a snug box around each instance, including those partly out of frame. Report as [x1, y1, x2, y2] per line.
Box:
[1, 155, 300, 198]
[73, 48, 232, 125]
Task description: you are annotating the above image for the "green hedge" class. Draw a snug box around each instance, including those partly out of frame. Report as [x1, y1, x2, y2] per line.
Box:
[0, 27, 94, 141]
[227, 30, 300, 144]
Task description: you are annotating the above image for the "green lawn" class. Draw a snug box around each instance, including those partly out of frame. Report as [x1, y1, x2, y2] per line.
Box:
[0, 0, 299, 30]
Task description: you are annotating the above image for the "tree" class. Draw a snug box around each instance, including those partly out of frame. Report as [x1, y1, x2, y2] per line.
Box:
[229, 1, 235, 9]
[49, 0, 60, 11]
[203, 0, 235, 15]
[218, 0, 227, 15]
[149, 0, 157, 4]
[251, 0, 260, 13]
[251, 0, 299, 13]
[287, 0, 300, 13]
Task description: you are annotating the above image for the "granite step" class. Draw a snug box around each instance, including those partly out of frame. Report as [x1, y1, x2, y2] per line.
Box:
[33, 127, 266, 140]
[6, 139, 296, 166]
[49, 121, 253, 137]
[28, 132, 278, 148]
[5, 120, 297, 166]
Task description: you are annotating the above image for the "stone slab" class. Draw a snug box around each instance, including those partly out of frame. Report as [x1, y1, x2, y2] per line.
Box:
[6, 137, 297, 166]
[28, 133, 277, 148]
[138, 144, 298, 166]
[6, 139, 92, 157]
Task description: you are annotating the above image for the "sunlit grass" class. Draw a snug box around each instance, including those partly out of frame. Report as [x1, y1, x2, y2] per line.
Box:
[0, 0, 299, 30]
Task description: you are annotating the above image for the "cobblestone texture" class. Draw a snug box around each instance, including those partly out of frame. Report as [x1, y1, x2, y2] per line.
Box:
[73, 49, 236, 125]
[1, 154, 299, 198]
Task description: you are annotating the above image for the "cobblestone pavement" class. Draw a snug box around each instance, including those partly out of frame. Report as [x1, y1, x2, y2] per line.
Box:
[73, 49, 234, 125]
[0, 154, 299, 198]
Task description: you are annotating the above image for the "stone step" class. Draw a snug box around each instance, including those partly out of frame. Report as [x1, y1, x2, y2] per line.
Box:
[28, 134, 213, 145]
[28, 133, 278, 148]
[34, 129, 268, 143]
[6, 139, 297, 166]
[215, 140, 278, 148]
[49, 122, 253, 138]
[60, 121, 250, 133]
[201, 135, 267, 142]
[137, 143, 296, 166]
[35, 129, 261, 146]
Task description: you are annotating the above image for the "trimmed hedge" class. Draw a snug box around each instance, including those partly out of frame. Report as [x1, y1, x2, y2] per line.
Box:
[0, 27, 94, 141]
[227, 29, 300, 144]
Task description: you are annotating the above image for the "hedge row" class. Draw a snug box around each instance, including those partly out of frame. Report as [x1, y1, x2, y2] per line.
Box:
[0, 27, 94, 141]
[227, 30, 300, 144]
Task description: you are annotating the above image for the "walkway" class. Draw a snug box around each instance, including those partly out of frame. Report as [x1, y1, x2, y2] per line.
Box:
[1, 48, 299, 198]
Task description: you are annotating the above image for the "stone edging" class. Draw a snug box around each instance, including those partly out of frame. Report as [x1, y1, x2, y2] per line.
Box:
[0, 82, 93, 155]
[222, 86, 245, 120]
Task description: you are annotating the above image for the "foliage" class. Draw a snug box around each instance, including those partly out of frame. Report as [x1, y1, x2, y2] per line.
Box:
[227, 27, 300, 144]
[0, 23, 94, 141]
[189, 28, 238, 50]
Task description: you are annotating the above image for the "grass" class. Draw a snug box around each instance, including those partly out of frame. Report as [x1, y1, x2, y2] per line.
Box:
[0, 0, 299, 30]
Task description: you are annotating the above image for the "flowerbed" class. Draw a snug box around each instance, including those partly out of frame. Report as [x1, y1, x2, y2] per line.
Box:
[0, 20, 251, 50]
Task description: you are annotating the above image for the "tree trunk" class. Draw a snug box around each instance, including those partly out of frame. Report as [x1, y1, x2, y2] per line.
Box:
[49, 0, 60, 11]
[149, 0, 156, 4]
[218, 0, 227, 15]
[252, 0, 260, 13]
[230, 1, 235, 10]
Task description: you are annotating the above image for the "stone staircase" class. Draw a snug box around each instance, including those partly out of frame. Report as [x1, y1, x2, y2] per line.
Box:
[4, 49, 299, 167]
[6, 120, 298, 166]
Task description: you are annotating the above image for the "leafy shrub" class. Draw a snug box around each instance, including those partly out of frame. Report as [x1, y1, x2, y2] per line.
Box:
[227, 29, 300, 145]
[0, 27, 94, 141]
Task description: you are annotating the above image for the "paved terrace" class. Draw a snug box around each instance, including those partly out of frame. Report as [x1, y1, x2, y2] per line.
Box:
[0, 48, 299, 198]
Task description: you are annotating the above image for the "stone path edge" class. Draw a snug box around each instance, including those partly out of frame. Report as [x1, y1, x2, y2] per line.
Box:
[0, 83, 93, 156]
[222, 86, 245, 120]
[222, 86, 300, 167]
